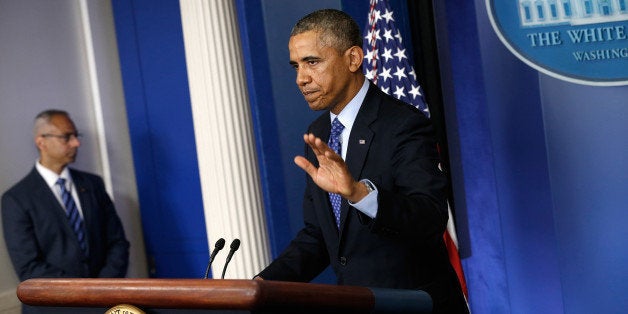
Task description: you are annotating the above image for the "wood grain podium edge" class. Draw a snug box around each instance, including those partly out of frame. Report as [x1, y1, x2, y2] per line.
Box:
[17, 278, 375, 311]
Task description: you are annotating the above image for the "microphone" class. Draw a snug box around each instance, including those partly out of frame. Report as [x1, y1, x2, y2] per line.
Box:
[203, 238, 226, 279]
[220, 239, 241, 279]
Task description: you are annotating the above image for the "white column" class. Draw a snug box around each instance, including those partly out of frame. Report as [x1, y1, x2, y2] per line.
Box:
[179, 0, 270, 279]
[78, 0, 112, 195]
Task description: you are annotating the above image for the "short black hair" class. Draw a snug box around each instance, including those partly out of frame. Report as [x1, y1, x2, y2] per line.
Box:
[291, 9, 362, 52]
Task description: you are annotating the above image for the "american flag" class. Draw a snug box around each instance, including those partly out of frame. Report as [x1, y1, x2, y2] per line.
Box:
[362, 0, 430, 118]
[362, 0, 469, 301]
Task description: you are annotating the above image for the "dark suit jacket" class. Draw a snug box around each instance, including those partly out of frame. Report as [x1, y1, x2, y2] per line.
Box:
[259, 83, 468, 313]
[2, 167, 129, 281]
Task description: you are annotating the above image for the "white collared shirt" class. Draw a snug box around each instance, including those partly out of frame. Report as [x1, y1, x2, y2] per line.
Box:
[35, 161, 85, 218]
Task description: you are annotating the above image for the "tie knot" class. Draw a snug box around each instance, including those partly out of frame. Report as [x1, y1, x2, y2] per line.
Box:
[331, 118, 344, 137]
[56, 178, 66, 186]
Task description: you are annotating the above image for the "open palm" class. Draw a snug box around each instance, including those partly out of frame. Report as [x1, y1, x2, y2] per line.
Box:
[294, 133, 354, 196]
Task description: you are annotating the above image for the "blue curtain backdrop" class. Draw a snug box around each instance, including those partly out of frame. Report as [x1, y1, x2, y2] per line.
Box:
[111, 0, 208, 278]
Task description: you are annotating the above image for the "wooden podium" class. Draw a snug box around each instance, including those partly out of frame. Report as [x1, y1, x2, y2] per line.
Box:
[17, 278, 432, 313]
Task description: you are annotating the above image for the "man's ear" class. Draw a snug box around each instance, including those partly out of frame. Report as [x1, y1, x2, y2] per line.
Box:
[347, 46, 364, 72]
[35, 135, 45, 152]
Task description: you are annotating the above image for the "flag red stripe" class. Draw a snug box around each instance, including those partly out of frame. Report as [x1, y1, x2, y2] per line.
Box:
[444, 230, 468, 298]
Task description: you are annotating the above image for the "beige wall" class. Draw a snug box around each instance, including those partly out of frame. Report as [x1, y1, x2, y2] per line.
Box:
[0, 0, 147, 311]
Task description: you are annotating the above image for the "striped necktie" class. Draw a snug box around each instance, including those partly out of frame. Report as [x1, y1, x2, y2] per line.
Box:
[57, 178, 87, 254]
[328, 118, 345, 229]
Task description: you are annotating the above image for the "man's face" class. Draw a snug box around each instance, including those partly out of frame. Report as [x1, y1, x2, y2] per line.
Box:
[36, 115, 80, 170]
[289, 31, 354, 114]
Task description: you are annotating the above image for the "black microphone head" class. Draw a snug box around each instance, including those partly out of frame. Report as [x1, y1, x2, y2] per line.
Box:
[230, 239, 240, 250]
[215, 238, 226, 250]
[204, 238, 226, 279]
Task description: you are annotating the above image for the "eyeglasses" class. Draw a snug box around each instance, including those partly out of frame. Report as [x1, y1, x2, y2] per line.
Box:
[40, 132, 82, 143]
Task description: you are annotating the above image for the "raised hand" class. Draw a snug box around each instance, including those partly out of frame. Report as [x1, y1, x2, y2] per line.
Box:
[294, 133, 368, 202]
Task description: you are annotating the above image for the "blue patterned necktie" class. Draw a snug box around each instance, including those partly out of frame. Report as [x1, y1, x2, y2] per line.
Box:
[328, 118, 345, 229]
[57, 178, 87, 254]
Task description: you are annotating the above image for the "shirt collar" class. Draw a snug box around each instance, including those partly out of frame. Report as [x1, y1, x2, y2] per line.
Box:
[35, 160, 71, 188]
[330, 79, 370, 130]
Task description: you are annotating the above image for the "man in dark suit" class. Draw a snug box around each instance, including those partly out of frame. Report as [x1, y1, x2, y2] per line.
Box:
[2, 109, 129, 284]
[256, 9, 468, 313]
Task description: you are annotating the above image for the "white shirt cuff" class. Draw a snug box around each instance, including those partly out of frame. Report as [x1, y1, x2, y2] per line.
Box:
[349, 179, 378, 218]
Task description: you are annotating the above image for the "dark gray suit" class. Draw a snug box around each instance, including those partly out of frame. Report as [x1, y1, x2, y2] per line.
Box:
[2, 167, 129, 281]
[258, 83, 468, 313]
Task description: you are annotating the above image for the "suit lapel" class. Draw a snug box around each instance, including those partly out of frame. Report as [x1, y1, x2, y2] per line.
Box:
[29, 169, 68, 221]
[311, 113, 332, 143]
[338, 83, 380, 231]
[69, 170, 92, 250]
[308, 115, 340, 233]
